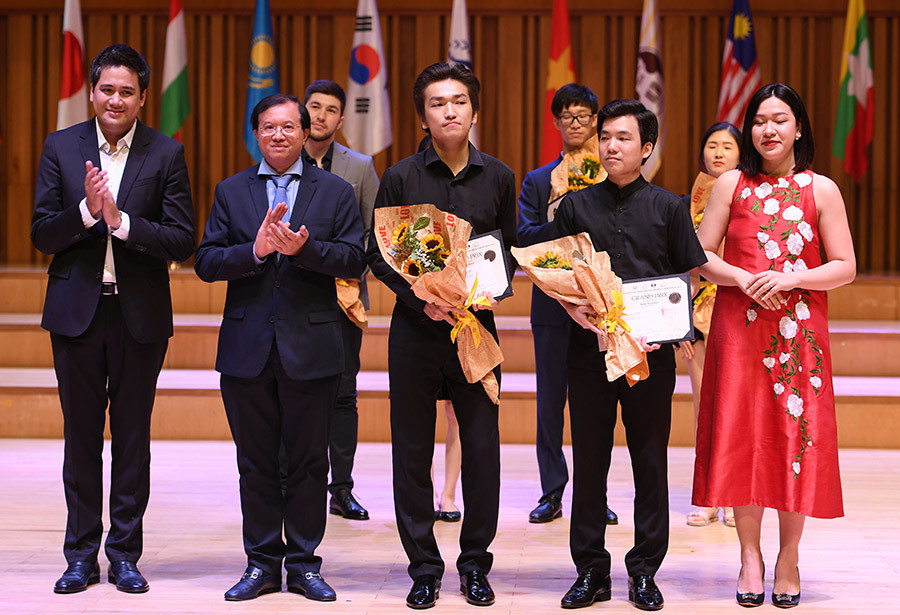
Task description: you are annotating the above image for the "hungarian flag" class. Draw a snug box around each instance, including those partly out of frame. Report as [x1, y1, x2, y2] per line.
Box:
[833, 0, 874, 181]
[540, 0, 576, 165]
[636, 0, 664, 181]
[448, 0, 479, 148]
[160, 0, 190, 141]
[57, 0, 88, 131]
[716, 0, 760, 128]
[343, 0, 393, 157]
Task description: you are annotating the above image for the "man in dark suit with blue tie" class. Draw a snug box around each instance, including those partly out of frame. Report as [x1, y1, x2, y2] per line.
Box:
[194, 93, 366, 603]
[517, 83, 617, 527]
[32, 44, 195, 595]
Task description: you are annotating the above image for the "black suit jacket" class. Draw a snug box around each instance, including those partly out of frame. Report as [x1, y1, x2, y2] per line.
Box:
[194, 163, 366, 380]
[31, 119, 196, 343]
[516, 156, 570, 326]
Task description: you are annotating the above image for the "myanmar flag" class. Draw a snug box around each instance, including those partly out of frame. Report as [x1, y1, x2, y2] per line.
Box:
[833, 0, 873, 181]
[160, 0, 190, 141]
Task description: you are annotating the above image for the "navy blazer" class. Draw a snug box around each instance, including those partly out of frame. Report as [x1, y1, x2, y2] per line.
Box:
[516, 157, 570, 326]
[194, 163, 366, 380]
[31, 119, 196, 343]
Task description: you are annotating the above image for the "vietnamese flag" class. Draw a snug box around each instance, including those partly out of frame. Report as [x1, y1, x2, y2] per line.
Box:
[540, 0, 576, 165]
[833, 0, 874, 181]
[57, 0, 88, 130]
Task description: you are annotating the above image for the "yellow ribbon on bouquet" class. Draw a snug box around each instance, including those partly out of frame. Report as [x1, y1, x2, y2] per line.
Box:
[450, 277, 492, 348]
[603, 290, 632, 334]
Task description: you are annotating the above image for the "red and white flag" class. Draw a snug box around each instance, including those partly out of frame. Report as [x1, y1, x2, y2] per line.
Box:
[160, 0, 190, 141]
[57, 0, 88, 131]
[716, 0, 760, 127]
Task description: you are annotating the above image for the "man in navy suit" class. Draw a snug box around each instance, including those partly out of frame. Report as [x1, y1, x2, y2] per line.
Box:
[517, 83, 617, 527]
[31, 44, 195, 595]
[194, 93, 366, 603]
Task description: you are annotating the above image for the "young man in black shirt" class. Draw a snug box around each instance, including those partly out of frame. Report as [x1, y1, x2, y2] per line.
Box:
[367, 62, 517, 609]
[553, 99, 706, 611]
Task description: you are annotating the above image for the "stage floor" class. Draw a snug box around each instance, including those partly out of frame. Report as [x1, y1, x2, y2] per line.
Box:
[0, 440, 897, 614]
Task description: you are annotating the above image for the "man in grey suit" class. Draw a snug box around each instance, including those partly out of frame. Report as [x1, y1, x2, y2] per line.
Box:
[302, 79, 379, 520]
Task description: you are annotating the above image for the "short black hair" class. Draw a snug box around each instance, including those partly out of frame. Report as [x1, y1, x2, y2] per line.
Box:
[698, 121, 742, 173]
[250, 93, 310, 132]
[413, 62, 481, 122]
[597, 98, 658, 165]
[739, 83, 815, 177]
[304, 79, 347, 115]
[551, 83, 599, 116]
[90, 44, 151, 93]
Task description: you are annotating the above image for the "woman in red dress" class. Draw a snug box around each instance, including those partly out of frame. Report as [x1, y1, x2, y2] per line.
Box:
[691, 83, 856, 608]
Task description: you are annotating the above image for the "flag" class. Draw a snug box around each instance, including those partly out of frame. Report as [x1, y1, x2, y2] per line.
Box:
[833, 0, 874, 181]
[57, 0, 88, 131]
[636, 0, 664, 181]
[244, 0, 280, 162]
[344, 0, 392, 156]
[716, 0, 760, 128]
[160, 0, 190, 141]
[540, 0, 576, 165]
[448, 0, 479, 148]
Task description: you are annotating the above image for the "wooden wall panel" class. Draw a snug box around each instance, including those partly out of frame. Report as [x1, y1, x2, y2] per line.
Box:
[2, 1, 899, 273]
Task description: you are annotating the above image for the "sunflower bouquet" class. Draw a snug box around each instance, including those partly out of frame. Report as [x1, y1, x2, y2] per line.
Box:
[373, 203, 505, 403]
[512, 233, 648, 384]
[549, 134, 608, 203]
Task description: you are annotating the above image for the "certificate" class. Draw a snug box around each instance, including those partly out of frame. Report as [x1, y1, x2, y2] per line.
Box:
[621, 273, 695, 344]
[466, 230, 512, 301]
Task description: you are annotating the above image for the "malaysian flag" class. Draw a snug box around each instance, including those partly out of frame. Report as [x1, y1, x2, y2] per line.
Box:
[716, 0, 760, 127]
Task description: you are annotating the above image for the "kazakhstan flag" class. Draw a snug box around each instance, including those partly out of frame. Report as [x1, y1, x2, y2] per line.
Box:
[244, 0, 280, 161]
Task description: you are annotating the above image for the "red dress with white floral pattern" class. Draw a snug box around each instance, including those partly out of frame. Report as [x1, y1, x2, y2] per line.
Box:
[692, 171, 843, 519]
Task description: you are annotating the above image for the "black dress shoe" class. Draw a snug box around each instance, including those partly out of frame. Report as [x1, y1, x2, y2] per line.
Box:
[529, 494, 562, 523]
[628, 575, 664, 611]
[435, 509, 461, 522]
[772, 590, 801, 608]
[460, 570, 495, 606]
[329, 488, 369, 520]
[287, 571, 336, 601]
[560, 569, 611, 608]
[406, 574, 441, 609]
[108, 561, 149, 594]
[224, 566, 281, 601]
[737, 589, 765, 607]
[606, 506, 619, 525]
[54, 561, 100, 594]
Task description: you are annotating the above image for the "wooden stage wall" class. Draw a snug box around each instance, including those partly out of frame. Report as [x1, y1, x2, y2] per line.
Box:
[1, 0, 899, 272]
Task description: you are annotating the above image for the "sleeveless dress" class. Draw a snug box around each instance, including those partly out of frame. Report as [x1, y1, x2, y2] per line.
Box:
[692, 170, 843, 519]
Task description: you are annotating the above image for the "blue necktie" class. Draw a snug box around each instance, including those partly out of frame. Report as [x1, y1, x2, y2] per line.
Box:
[272, 174, 293, 223]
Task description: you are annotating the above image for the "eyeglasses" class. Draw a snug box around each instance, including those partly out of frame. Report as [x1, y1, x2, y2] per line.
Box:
[556, 113, 594, 127]
[259, 124, 298, 137]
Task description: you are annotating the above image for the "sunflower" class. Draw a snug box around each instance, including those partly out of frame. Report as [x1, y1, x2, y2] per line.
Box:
[420, 233, 444, 253]
[532, 251, 572, 269]
[403, 258, 424, 277]
[436, 248, 451, 263]
[392, 222, 409, 245]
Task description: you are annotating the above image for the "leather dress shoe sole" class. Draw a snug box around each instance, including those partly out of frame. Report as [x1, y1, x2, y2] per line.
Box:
[53, 562, 101, 594]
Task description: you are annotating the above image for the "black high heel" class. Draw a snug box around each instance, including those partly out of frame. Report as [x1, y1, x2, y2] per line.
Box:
[772, 567, 801, 608]
[736, 563, 765, 608]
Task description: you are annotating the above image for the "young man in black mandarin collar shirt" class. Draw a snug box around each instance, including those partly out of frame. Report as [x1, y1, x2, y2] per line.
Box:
[366, 62, 517, 610]
[553, 99, 707, 611]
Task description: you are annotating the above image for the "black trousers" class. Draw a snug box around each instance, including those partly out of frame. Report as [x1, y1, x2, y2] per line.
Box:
[388, 303, 500, 580]
[221, 346, 339, 576]
[50, 295, 167, 564]
[531, 322, 571, 499]
[328, 311, 363, 494]
[567, 326, 674, 578]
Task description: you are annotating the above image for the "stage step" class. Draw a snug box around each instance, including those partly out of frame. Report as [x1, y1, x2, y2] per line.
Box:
[1, 367, 898, 449]
[4, 313, 900, 377]
[2, 267, 899, 320]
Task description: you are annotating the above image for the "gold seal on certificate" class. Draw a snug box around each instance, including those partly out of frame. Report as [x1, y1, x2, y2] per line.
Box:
[466, 230, 512, 300]
[621, 273, 695, 344]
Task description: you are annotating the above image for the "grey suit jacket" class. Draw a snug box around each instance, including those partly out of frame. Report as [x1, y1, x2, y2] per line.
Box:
[329, 141, 379, 308]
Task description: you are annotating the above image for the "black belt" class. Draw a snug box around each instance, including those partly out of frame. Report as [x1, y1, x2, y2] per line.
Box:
[101, 282, 117, 295]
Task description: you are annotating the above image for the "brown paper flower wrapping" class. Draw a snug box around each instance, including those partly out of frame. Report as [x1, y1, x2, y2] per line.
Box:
[373, 204, 504, 403]
[549, 134, 608, 204]
[511, 233, 649, 385]
[689, 172, 719, 337]
[336, 278, 368, 331]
